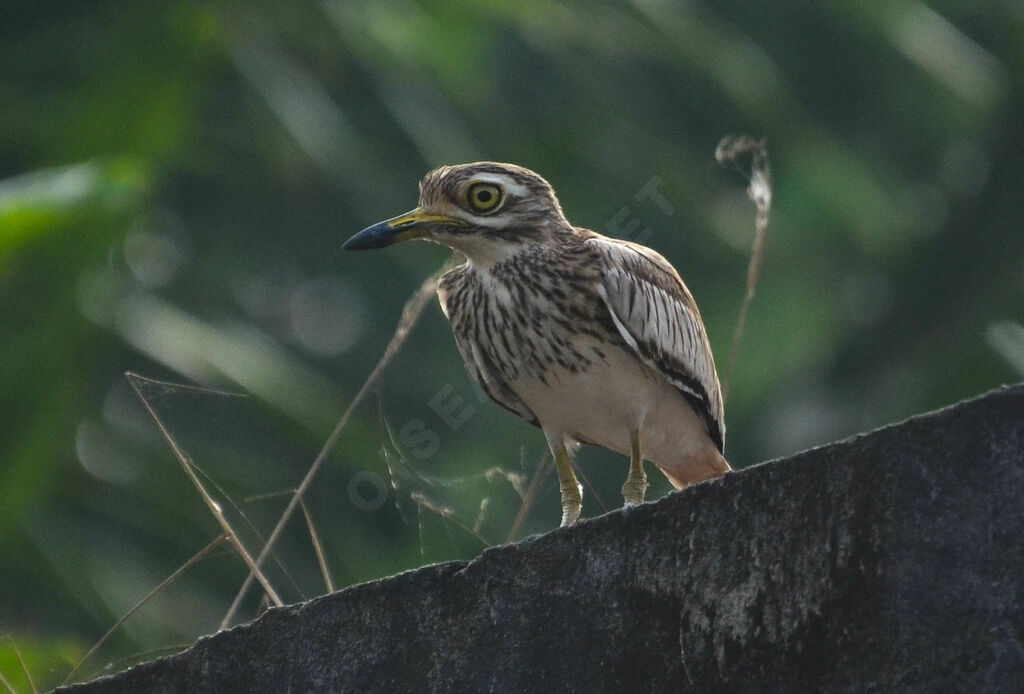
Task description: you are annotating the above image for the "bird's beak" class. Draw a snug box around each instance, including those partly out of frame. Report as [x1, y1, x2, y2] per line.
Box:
[343, 208, 459, 250]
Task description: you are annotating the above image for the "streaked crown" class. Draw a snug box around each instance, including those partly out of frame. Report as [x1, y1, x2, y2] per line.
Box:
[419, 162, 568, 230]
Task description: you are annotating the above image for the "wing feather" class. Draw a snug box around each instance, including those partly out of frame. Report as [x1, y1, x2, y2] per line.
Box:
[592, 237, 725, 451]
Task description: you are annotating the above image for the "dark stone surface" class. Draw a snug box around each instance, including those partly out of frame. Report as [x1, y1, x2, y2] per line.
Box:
[59, 385, 1024, 693]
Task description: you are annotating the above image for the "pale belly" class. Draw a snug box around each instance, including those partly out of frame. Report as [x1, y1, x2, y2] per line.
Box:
[508, 341, 712, 469]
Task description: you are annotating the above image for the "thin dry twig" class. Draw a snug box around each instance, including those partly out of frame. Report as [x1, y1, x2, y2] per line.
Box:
[570, 452, 611, 518]
[376, 403, 497, 547]
[188, 467, 306, 601]
[715, 135, 773, 402]
[504, 453, 550, 544]
[87, 643, 195, 679]
[116, 375, 249, 399]
[299, 497, 334, 593]
[126, 373, 284, 609]
[61, 534, 230, 686]
[222, 258, 456, 628]
[0, 634, 35, 694]
[117, 378, 295, 593]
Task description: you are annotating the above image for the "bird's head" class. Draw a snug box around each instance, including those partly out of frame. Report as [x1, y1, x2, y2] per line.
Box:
[343, 162, 570, 263]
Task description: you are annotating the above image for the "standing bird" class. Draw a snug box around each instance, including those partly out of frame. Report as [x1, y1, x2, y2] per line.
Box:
[344, 162, 728, 526]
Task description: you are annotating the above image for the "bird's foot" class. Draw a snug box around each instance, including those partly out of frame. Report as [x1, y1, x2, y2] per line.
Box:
[622, 428, 648, 506]
[560, 500, 582, 527]
[553, 442, 583, 526]
[621, 473, 648, 506]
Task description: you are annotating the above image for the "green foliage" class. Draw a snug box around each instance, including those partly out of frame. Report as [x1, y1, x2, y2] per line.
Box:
[2, 0, 1022, 686]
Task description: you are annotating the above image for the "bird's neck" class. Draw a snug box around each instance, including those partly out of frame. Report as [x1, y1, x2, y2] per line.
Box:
[452, 236, 534, 271]
[453, 223, 578, 271]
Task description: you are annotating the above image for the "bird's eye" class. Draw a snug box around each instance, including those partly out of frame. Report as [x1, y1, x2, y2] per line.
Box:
[466, 182, 504, 214]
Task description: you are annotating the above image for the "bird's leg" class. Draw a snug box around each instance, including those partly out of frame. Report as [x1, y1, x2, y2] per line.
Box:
[621, 428, 648, 506]
[552, 442, 582, 526]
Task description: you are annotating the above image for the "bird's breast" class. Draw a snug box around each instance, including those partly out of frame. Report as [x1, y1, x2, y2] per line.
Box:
[441, 259, 713, 465]
[456, 266, 646, 450]
[449, 261, 610, 383]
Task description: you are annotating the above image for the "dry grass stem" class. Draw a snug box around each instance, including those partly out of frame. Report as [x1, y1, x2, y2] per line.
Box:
[300, 498, 335, 593]
[61, 534, 230, 686]
[574, 462, 610, 516]
[504, 454, 550, 543]
[222, 258, 455, 627]
[715, 135, 773, 403]
[0, 634, 35, 694]
[125, 373, 284, 611]
[89, 644, 195, 680]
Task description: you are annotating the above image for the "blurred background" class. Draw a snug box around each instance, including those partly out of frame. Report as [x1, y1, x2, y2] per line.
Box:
[2, 0, 1022, 688]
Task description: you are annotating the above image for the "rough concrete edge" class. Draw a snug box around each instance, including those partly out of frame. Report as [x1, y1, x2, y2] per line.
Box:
[57, 382, 1024, 691]
[743, 381, 1023, 469]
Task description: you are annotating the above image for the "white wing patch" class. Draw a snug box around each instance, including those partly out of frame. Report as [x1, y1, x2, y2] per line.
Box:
[596, 283, 641, 355]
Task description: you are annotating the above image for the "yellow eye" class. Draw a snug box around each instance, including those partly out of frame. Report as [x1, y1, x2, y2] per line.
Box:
[467, 182, 503, 214]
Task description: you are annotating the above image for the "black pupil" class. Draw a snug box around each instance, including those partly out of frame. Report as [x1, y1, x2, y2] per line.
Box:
[477, 189, 492, 203]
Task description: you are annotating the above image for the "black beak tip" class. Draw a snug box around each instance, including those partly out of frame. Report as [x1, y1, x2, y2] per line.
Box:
[343, 223, 395, 251]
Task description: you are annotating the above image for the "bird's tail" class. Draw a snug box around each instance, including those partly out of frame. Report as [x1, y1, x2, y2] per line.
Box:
[660, 448, 730, 489]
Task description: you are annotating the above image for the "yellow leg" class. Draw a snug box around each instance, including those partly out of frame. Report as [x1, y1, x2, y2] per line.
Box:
[621, 428, 648, 506]
[553, 442, 582, 526]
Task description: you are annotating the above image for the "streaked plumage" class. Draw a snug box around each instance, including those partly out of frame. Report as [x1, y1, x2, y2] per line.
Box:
[345, 162, 728, 526]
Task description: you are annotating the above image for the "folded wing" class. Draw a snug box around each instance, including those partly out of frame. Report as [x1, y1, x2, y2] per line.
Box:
[592, 237, 725, 451]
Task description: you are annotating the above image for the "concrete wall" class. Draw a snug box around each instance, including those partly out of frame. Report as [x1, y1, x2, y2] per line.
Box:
[61, 385, 1024, 693]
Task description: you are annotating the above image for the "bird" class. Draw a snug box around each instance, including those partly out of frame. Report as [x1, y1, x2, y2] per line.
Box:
[344, 162, 728, 526]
